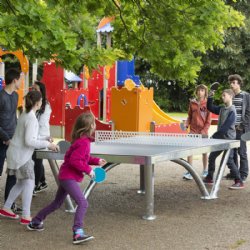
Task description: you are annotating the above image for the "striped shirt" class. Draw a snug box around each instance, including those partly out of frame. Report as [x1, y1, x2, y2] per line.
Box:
[233, 92, 243, 125]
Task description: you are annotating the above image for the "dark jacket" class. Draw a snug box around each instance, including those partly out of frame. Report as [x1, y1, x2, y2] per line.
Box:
[207, 97, 236, 139]
[0, 89, 18, 141]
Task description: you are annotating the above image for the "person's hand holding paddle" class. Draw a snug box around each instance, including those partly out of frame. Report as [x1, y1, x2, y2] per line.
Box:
[209, 82, 220, 97]
[99, 158, 107, 166]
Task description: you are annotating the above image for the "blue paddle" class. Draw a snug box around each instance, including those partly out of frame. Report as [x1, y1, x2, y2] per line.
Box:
[92, 167, 106, 183]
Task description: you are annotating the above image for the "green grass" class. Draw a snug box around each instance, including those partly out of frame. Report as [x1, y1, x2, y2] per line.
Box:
[168, 112, 187, 119]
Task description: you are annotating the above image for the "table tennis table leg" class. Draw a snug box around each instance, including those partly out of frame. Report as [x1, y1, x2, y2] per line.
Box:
[137, 165, 145, 194]
[48, 159, 75, 213]
[209, 149, 231, 199]
[142, 161, 156, 220]
[172, 159, 210, 199]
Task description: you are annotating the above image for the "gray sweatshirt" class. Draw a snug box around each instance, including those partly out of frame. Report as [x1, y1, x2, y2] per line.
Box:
[0, 89, 18, 141]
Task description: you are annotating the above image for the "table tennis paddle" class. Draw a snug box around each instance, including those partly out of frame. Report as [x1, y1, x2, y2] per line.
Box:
[92, 167, 106, 183]
[210, 82, 220, 91]
[241, 132, 250, 142]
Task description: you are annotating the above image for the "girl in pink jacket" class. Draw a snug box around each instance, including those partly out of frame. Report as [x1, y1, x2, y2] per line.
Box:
[28, 112, 106, 245]
[183, 84, 211, 180]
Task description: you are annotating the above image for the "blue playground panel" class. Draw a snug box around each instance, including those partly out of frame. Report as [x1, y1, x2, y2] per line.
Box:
[117, 59, 141, 86]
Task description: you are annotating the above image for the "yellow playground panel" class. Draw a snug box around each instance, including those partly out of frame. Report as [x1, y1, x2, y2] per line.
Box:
[111, 79, 180, 132]
[111, 85, 154, 132]
[0, 49, 29, 107]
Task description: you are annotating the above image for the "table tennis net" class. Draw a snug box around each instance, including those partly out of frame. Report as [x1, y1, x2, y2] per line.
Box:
[95, 131, 203, 146]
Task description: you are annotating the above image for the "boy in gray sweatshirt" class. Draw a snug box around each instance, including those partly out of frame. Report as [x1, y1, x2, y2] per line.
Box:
[204, 89, 244, 189]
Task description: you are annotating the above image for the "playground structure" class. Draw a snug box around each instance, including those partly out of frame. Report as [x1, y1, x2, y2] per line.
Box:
[0, 48, 29, 108]
[0, 17, 185, 140]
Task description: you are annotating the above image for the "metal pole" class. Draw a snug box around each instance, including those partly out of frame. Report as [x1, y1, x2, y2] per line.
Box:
[209, 149, 231, 199]
[137, 165, 145, 194]
[142, 159, 156, 220]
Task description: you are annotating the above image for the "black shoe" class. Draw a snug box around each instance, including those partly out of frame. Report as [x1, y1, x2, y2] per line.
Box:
[223, 173, 236, 180]
[27, 222, 44, 232]
[73, 229, 94, 244]
[34, 182, 48, 194]
[11, 204, 23, 214]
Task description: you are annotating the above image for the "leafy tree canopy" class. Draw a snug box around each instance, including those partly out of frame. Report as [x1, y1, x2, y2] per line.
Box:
[0, 0, 244, 81]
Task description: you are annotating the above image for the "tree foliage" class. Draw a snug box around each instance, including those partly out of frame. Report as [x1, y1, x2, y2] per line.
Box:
[0, 0, 245, 81]
[198, 0, 250, 91]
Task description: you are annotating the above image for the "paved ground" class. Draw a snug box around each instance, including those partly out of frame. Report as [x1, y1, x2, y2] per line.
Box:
[1, 141, 250, 249]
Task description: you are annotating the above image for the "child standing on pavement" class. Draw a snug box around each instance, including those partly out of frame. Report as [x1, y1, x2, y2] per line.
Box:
[183, 84, 211, 180]
[0, 91, 58, 224]
[204, 89, 244, 189]
[27, 112, 107, 245]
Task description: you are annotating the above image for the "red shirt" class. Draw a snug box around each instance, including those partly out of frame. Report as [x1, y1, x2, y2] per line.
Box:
[58, 136, 100, 182]
[186, 99, 211, 135]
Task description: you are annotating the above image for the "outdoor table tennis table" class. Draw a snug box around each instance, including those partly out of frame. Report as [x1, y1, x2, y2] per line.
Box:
[36, 131, 240, 220]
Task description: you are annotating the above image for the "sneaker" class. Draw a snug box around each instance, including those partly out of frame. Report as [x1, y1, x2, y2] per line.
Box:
[11, 204, 23, 214]
[73, 229, 94, 245]
[0, 209, 19, 219]
[203, 177, 214, 186]
[202, 170, 208, 178]
[241, 176, 247, 183]
[229, 181, 244, 190]
[27, 221, 44, 231]
[223, 173, 236, 180]
[20, 218, 31, 225]
[183, 172, 193, 180]
[33, 182, 48, 194]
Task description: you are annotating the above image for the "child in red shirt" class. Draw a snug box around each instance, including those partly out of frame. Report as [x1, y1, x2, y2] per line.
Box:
[183, 84, 211, 180]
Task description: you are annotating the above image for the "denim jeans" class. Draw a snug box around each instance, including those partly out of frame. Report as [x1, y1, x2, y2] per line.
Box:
[233, 129, 248, 178]
[207, 149, 242, 181]
[0, 142, 8, 176]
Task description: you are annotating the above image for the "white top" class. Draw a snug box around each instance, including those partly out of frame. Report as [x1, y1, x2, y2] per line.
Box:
[7, 110, 50, 169]
[38, 103, 51, 138]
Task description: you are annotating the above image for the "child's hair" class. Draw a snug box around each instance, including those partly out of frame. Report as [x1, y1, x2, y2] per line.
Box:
[222, 89, 235, 98]
[195, 84, 208, 98]
[5, 68, 21, 85]
[25, 91, 42, 113]
[228, 74, 243, 86]
[34, 81, 47, 115]
[71, 112, 95, 143]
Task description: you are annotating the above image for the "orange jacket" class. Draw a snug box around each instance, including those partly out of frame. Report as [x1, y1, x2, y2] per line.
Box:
[186, 99, 211, 135]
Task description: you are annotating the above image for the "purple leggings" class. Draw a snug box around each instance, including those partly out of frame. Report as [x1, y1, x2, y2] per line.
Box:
[32, 179, 88, 231]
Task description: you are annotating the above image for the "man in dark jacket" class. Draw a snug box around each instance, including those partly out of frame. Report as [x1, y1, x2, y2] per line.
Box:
[226, 74, 250, 182]
[0, 68, 21, 211]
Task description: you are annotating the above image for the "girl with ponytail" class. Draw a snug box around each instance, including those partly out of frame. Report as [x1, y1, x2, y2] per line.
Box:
[0, 91, 58, 225]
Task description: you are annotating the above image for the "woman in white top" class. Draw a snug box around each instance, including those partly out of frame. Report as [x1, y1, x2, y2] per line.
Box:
[0, 91, 58, 224]
[32, 81, 52, 194]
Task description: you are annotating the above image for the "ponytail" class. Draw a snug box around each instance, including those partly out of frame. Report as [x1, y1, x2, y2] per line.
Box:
[25, 91, 42, 113]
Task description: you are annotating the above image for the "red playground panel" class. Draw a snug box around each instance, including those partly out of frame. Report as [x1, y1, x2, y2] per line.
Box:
[65, 105, 113, 142]
[151, 122, 187, 134]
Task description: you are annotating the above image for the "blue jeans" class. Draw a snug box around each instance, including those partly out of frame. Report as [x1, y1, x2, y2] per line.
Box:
[207, 149, 242, 181]
[32, 179, 88, 231]
[233, 129, 248, 178]
[0, 142, 8, 176]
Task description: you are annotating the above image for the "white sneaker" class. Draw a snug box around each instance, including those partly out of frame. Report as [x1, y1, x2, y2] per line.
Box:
[202, 170, 208, 178]
[183, 172, 193, 180]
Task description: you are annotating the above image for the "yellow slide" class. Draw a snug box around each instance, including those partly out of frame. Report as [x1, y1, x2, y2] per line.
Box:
[124, 79, 180, 125]
[152, 101, 180, 124]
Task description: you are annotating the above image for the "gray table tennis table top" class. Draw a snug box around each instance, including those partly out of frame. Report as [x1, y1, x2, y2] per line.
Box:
[89, 138, 240, 164]
[38, 138, 240, 164]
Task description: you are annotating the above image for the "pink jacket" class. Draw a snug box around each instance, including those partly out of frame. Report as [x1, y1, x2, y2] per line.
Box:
[186, 99, 211, 135]
[58, 136, 100, 182]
